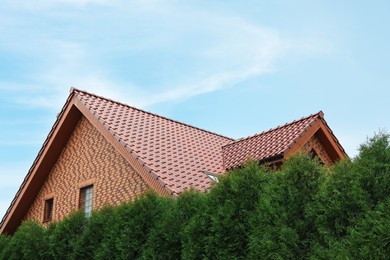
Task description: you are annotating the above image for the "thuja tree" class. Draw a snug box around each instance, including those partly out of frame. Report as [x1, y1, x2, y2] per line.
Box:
[181, 193, 211, 259]
[0, 235, 8, 256]
[307, 132, 390, 258]
[48, 211, 86, 259]
[248, 154, 325, 259]
[182, 162, 272, 259]
[95, 192, 171, 259]
[141, 190, 205, 259]
[354, 132, 390, 205]
[307, 159, 369, 257]
[332, 132, 390, 259]
[207, 163, 271, 259]
[73, 206, 116, 259]
[1, 132, 389, 259]
[345, 197, 390, 258]
[0, 221, 49, 260]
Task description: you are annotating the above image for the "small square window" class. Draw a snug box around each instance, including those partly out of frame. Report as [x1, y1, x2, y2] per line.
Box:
[43, 198, 53, 223]
[79, 185, 93, 217]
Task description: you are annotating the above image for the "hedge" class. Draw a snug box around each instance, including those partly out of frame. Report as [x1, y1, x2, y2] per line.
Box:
[1, 132, 389, 259]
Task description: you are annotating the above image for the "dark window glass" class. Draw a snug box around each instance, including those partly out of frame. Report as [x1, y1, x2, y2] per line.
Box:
[43, 198, 53, 222]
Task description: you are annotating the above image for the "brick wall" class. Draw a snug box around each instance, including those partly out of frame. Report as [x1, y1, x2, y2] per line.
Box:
[303, 134, 333, 166]
[25, 116, 150, 224]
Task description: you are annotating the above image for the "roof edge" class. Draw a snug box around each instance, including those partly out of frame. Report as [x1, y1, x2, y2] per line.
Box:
[317, 115, 348, 157]
[0, 90, 78, 234]
[71, 87, 235, 141]
[223, 111, 323, 149]
[284, 113, 348, 161]
[72, 95, 173, 197]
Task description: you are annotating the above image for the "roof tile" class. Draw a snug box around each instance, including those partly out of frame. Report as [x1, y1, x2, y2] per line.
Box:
[74, 89, 233, 194]
[222, 112, 322, 169]
[73, 90, 331, 193]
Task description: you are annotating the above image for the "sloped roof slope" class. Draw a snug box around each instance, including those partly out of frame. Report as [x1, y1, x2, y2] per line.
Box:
[222, 112, 342, 169]
[74, 89, 234, 194]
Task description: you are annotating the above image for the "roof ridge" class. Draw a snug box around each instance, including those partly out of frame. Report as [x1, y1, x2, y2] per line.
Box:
[223, 111, 323, 148]
[70, 87, 235, 141]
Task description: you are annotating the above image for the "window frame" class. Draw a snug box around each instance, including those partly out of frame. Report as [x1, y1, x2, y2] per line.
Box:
[43, 198, 54, 223]
[79, 185, 94, 217]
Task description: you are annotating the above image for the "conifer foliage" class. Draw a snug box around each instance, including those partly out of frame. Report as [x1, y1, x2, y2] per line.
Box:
[1, 133, 389, 259]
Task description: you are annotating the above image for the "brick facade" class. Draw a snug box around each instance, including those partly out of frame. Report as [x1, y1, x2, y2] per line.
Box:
[25, 116, 150, 224]
[303, 134, 333, 166]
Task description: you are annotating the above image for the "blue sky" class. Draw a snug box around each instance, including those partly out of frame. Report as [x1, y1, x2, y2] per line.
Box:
[0, 0, 389, 219]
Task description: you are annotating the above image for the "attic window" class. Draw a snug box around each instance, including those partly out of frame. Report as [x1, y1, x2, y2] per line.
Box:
[43, 198, 53, 223]
[204, 172, 219, 183]
[79, 185, 93, 217]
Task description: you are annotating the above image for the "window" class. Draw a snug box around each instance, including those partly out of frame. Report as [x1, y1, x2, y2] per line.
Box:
[43, 198, 53, 223]
[79, 185, 93, 217]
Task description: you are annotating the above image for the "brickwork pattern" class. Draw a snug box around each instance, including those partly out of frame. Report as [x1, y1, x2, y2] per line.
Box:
[25, 116, 149, 224]
[303, 134, 333, 166]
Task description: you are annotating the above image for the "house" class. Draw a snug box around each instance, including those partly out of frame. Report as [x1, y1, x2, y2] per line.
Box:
[0, 88, 347, 235]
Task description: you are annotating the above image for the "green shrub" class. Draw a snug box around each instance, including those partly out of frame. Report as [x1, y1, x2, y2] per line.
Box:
[74, 206, 115, 259]
[345, 197, 390, 259]
[205, 162, 271, 259]
[354, 132, 390, 205]
[181, 194, 210, 259]
[0, 221, 48, 260]
[96, 191, 170, 259]
[48, 211, 86, 259]
[1, 133, 389, 259]
[0, 235, 8, 257]
[249, 172, 299, 259]
[249, 154, 325, 259]
[142, 190, 204, 259]
[307, 159, 369, 257]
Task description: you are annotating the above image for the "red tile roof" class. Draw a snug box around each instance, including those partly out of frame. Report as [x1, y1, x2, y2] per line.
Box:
[222, 112, 323, 170]
[75, 90, 336, 192]
[0, 88, 347, 235]
[74, 89, 234, 195]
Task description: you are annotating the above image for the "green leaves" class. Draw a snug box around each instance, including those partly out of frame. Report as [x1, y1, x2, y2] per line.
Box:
[0, 235, 8, 256]
[354, 132, 390, 204]
[249, 155, 324, 259]
[1, 133, 389, 259]
[0, 221, 49, 260]
[96, 192, 170, 259]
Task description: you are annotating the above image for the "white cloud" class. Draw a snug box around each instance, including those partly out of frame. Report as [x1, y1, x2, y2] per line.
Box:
[140, 64, 273, 107]
[128, 13, 290, 106]
[0, 39, 144, 109]
[0, 1, 327, 110]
